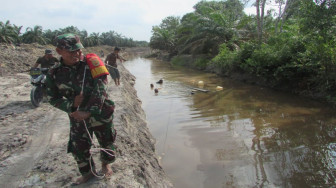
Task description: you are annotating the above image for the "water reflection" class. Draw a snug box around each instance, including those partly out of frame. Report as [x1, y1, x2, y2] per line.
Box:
[124, 58, 336, 188]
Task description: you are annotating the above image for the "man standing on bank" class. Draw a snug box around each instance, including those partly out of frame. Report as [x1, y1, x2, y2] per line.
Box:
[46, 33, 117, 185]
[104, 47, 126, 86]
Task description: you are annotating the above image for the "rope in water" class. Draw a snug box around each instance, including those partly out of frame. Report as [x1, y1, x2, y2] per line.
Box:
[77, 65, 115, 178]
[162, 98, 173, 155]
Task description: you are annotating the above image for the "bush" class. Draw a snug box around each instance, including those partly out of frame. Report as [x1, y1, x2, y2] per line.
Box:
[298, 35, 336, 91]
[211, 44, 239, 75]
[194, 56, 209, 70]
[171, 55, 194, 67]
[238, 34, 315, 87]
[241, 43, 280, 83]
[171, 54, 210, 70]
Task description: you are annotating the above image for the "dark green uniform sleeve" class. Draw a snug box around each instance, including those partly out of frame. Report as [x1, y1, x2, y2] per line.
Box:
[83, 75, 109, 116]
[36, 57, 43, 65]
[53, 57, 60, 63]
[46, 73, 74, 113]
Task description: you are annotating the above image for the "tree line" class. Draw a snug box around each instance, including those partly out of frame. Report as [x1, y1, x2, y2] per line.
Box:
[149, 0, 336, 101]
[0, 23, 148, 47]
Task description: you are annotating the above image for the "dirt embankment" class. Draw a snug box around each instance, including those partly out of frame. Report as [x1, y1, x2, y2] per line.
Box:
[0, 44, 172, 187]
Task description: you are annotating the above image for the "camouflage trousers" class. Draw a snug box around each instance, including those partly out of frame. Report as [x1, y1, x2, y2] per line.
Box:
[68, 117, 117, 176]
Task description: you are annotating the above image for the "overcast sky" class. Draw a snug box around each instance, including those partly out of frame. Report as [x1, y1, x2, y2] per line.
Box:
[0, 0, 260, 42]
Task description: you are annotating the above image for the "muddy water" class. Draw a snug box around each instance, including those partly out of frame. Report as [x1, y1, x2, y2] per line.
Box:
[124, 58, 336, 188]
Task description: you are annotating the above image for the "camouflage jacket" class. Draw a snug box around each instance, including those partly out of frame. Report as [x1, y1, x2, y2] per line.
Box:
[46, 58, 115, 125]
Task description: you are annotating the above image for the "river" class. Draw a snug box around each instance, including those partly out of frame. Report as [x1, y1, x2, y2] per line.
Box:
[124, 57, 336, 188]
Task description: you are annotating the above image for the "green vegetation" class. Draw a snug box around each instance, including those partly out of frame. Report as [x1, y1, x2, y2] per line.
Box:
[150, 0, 336, 100]
[0, 22, 148, 47]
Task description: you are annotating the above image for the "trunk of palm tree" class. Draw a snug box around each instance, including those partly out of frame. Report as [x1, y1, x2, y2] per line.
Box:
[256, 0, 266, 44]
[275, 0, 284, 34]
[256, 0, 261, 43]
[280, 0, 291, 32]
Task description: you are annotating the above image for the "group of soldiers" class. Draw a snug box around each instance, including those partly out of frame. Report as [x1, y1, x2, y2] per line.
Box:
[32, 33, 125, 185]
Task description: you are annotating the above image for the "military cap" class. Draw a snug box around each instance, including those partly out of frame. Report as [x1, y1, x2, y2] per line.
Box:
[56, 33, 84, 51]
[45, 49, 52, 54]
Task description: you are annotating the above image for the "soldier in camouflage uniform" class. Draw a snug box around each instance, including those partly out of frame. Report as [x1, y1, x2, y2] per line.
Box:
[46, 33, 116, 185]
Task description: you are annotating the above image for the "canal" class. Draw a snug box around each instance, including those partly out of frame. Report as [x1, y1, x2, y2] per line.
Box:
[124, 57, 336, 188]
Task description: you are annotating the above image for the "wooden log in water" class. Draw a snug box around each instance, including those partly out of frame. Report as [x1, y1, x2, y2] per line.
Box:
[192, 88, 209, 93]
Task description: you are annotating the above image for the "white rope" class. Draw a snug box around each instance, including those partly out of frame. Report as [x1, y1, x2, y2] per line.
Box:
[162, 98, 173, 154]
[81, 66, 87, 93]
[83, 120, 115, 179]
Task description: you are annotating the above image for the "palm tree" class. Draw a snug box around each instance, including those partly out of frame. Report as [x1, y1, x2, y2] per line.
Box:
[150, 26, 175, 51]
[115, 33, 123, 46]
[177, 10, 229, 55]
[149, 16, 180, 55]
[99, 32, 109, 45]
[60, 26, 81, 35]
[43, 29, 61, 45]
[80, 30, 90, 46]
[83, 36, 95, 47]
[100, 31, 117, 46]
[90, 32, 102, 46]
[176, 0, 244, 56]
[236, 15, 258, 41]
[22, 25, 49, 44]
[0, 20, 21, 44]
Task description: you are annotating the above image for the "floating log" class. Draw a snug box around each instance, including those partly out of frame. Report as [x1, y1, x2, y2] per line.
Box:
[192, 88, 209, 93]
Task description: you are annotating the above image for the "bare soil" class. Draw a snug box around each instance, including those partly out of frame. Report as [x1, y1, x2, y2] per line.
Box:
[0, 44, 172, 187]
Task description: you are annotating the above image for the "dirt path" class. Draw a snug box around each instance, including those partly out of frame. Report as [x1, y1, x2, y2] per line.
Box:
[0, 110, 65, 187]
[0, 73, 68, 187]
